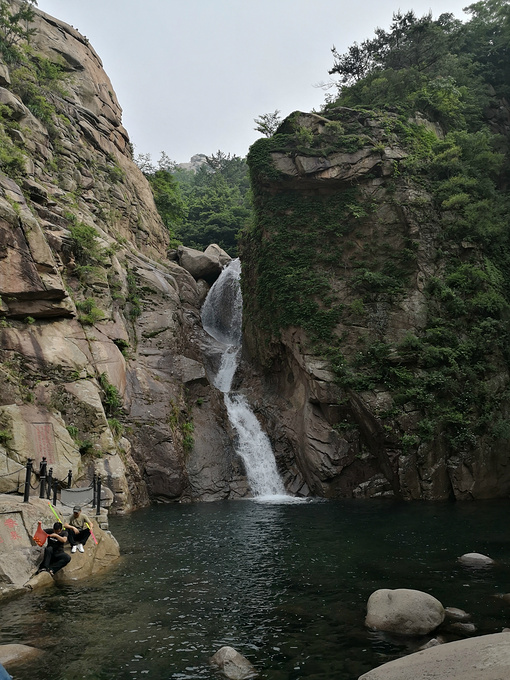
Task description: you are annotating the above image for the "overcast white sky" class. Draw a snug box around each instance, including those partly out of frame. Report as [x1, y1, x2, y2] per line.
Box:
[36, 0, 471, 164]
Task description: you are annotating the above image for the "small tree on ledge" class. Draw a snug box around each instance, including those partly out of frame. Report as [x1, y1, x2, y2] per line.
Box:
[0, 0, 38, 60]
[254, 110, 282, 137]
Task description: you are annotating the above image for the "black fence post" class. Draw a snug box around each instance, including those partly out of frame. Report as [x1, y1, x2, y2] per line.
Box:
[92, 473, 97, 507]
[46, 468, 53, 499]
[67, 469, 72, 489]
[23, 458, 32, 503]
[52, 480, 58, 506]
[39, 458, 47, 499]
[96, 477, 101, 516]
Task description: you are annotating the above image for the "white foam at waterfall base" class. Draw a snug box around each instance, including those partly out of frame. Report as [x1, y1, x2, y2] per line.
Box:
[201, 258, 288, 499]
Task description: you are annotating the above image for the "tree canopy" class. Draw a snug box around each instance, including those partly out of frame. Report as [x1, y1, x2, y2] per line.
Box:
[0, 0, 38, 60]
[137, 150, 252, 256]
[327, 0, 510, 113]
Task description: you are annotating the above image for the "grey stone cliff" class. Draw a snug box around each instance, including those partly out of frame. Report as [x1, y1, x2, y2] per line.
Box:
[0, 3, 248, 510]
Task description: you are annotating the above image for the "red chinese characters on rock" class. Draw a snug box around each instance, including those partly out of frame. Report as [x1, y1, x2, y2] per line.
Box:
[0, 512, 31, 548]
[4, 517, 21, 541]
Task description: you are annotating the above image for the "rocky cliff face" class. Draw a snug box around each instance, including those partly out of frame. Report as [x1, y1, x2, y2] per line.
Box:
[0, 4, 248, 510]
[241, 108, 510, 501]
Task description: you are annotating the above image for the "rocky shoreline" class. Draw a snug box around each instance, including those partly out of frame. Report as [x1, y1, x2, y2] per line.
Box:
[0, 492, 119, 602]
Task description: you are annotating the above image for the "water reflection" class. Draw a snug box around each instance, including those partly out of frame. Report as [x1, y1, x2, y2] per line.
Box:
[1, 499, 510, 680]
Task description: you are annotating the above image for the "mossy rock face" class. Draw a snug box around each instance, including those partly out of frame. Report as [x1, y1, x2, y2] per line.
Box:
[241, 107, 510, 500]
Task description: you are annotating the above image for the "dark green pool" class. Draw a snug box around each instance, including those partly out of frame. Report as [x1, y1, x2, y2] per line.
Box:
[2, 498, 510, 679]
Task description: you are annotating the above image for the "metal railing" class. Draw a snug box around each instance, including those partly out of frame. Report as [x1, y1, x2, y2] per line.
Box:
[22, 457, 103, 515]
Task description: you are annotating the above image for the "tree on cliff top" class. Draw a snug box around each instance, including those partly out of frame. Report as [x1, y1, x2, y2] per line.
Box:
[318, 0, 510, 450]
[328, 0, 510, 108]
[0, 0, 38, 60]
[254, 110, 282, 137]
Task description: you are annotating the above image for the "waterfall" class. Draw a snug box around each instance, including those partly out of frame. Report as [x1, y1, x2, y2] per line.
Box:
[201, 258, 287, 498]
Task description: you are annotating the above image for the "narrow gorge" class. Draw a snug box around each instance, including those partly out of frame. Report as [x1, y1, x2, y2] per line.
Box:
[1, 2, 510, 680]
[1, 0, 510, 527]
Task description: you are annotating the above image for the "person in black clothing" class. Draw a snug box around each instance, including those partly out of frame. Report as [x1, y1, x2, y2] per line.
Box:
[37, 522, 71, 576]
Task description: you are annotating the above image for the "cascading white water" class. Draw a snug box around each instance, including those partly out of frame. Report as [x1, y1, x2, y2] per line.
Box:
[201, 258, 286, 498]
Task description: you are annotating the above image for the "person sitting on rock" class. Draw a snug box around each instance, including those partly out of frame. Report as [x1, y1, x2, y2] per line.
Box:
[37, 522, 71, 576]
[64, 505, 93, 554]
[0, 661, 12, 680]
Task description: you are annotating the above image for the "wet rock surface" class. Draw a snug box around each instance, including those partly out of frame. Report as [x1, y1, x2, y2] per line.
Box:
[365, 588, 445, 636]
[0, 4, 244, 509]
[357, 632, 510, 680]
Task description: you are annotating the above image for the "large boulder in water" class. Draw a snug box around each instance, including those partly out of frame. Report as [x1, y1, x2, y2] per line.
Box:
[458, 552, 495, 567]
[210, 646, 257, 679]
[357, 632, 510, 679]
[365, 588, 445, 636]
[0, 494, 120, 601]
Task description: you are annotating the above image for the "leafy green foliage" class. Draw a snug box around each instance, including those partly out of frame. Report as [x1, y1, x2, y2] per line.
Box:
[146, 169, 184, 242]
[167, 398, 194, 455]
[69, 222, 102, 264]
[327, 1, 509, 123]
[10, 51, 69, 126]
[254, 110, 282, 137]
[99, 373, 122, 417]
[76, 298, 104, 326]
[0, 428, 12, 444]
[107, 417, 124, 439]
[137, 150, 253, 256]
[66, 425, 79, 439]
[324, 2, 510, 450]
[0, 105, 26, 176]
[0, 1, 37, 61]
[244, 0, 510, 455]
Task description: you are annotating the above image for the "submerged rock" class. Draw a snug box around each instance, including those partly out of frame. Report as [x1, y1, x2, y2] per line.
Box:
[448, 622, 477, 635]
[458, 553, 495, 567]
[365, 588, 445, 636]
[444, 607, 471, 622]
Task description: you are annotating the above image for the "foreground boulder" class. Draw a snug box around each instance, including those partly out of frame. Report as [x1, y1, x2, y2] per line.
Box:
[210, 646, 257, 680]
[0, 494, 119, 601]
[0, 644, 43, 668]
[365, 588, 445, 636]
[358, 632, 510, 679]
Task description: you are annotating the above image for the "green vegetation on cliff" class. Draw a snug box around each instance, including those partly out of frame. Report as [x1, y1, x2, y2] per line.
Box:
[242, 0, 510, 454]
[0, 0, 37, 60]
